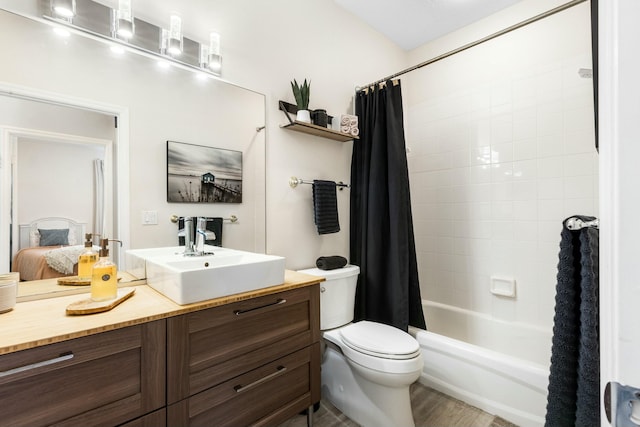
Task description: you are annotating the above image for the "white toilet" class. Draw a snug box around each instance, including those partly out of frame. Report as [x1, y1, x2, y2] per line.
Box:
[298, 265, 423, 427]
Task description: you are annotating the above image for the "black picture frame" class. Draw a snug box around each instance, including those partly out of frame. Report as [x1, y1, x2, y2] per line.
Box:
[166, 140, 242, 203]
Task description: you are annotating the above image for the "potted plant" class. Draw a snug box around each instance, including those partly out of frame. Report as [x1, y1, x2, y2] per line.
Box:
[291, 78, 311, 123]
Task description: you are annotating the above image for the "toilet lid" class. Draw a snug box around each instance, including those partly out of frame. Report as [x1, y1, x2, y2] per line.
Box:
[339, 321, 420, 360]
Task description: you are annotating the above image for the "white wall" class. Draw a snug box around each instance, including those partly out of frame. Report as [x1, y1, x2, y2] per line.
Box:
[17, 138, 105, 226]
[92, 0, 407, 268]
[0, 10, 266, 255]
[404, 1, 597, 336]
[216, 1, 407, 269]
[0, 1, 406, 271]
[0, 97, 113, 227]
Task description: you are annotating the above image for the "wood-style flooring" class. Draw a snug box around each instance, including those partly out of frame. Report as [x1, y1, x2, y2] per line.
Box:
[280, 382, 519, 427]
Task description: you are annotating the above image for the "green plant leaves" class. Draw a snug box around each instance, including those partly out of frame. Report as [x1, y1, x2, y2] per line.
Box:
[291, 78, 310, 110]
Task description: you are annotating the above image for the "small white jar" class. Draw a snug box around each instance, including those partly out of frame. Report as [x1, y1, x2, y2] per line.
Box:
[0, 273, 18, 313]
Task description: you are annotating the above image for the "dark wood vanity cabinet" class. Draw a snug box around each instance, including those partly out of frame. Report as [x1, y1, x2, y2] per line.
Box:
[0, 320, 166, 427]
[0, 282, 320, 427]
[167, 285, 321, 427]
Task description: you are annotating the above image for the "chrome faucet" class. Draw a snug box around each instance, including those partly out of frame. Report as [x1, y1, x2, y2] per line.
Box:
[183, 217, 196, 255]
[183, 217, 215, 256]
[195, 217, 208, 254]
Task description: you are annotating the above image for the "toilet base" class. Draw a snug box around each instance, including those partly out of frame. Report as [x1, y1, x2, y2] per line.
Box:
[321, 346, 416, 427]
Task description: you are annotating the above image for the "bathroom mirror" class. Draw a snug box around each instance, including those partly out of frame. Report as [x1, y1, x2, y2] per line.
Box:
[0, 8, 266, 300]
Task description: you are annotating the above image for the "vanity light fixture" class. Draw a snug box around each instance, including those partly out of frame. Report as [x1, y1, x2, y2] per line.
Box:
[113, 0, 134, 39]
[167, 14, 183, 55]
[51, 0, 76, 18]
[207, 32, 222, 73]
[44, 0, 224, 79]
[199, 44, 210, 68]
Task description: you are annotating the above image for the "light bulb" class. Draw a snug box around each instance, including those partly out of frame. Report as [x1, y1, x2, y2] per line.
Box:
[167, 14, 182, 55]
[52, 0, 76, 18]
[116, 0, 134, 39]
[209, 32, 220, 56]
[207, 32, 222, 72]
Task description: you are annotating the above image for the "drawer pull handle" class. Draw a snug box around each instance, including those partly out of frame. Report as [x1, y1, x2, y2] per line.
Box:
[234, 298, 287, 316]
[234, 365, 287, 393]
[0, 352, 74, 378]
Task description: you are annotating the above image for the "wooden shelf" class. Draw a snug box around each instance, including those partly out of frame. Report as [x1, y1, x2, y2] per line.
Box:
[280, 120, 357, 142]
[279, 100, 358, 142]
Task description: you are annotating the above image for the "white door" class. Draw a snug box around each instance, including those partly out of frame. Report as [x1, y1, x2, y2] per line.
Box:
[599, 0, 640, 425]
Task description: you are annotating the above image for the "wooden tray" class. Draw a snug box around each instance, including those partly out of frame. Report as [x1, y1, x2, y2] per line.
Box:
[58, 276, 122, 286]
[57, 276, 91, 286]
[66, 287, 135, 315]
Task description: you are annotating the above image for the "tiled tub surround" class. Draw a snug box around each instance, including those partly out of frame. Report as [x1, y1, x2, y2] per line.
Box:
[405, 3, 596, 336]
[404, 3, 597, 423]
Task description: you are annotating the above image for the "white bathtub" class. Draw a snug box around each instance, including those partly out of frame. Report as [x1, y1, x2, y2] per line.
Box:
[409, 301, 551, 427]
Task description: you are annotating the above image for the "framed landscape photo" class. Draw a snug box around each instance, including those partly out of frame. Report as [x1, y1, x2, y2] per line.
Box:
[167, 140, 242, 203]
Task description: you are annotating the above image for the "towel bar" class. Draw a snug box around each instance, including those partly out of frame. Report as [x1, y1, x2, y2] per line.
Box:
[289, 176, 350, 190]
[170, 214, 238, 223]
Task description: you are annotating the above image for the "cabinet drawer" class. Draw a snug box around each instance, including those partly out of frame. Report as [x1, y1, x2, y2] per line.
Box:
[168, 286, 319, 402]
[168, 345, 317, 427]
[0, 320, 165, 427]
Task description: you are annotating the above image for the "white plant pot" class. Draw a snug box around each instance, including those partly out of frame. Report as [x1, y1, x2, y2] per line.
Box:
[296, 109, 311, 123]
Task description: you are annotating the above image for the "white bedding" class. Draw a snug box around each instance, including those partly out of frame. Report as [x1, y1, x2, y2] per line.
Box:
[43, 245, 86, 275]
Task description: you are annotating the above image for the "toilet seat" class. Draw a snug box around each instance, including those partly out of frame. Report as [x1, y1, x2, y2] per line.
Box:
[339, 321, 421, 360]
[323, 321, 423, 375]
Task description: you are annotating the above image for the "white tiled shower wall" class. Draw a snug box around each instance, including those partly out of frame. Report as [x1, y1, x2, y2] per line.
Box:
[405, 5, 597, 332]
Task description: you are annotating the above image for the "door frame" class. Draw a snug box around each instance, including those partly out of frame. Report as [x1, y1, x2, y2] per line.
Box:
[0, 82, 130, 268]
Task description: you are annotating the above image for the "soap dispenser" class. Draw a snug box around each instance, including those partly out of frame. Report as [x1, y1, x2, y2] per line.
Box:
[77, 233, 98, 281]
[91, 238, 117, 301]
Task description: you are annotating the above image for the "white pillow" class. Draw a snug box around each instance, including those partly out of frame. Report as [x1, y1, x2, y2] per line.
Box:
[68, 227, 77, 246]
[29, 229, 40, 247]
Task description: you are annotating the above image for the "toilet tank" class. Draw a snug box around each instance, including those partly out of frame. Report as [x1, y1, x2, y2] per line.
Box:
[297, 265, 360, 330]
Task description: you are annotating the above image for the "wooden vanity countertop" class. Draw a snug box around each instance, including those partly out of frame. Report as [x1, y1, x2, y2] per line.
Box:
[0, 270, 324, 356]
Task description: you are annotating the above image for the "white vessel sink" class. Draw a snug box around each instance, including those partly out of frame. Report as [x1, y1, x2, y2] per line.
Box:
[138, 246, 286, 305]
[125, 246, 188, 279]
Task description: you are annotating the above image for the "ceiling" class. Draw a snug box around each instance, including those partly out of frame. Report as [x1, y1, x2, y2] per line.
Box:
[333, 0, 525, 50]
[95, 0, 525, 52]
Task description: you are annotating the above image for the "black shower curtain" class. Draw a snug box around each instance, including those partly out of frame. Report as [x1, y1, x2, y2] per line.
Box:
[350, 80, 426, 332]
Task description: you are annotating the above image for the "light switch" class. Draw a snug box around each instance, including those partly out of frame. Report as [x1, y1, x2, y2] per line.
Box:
[142, 210, 158, 225]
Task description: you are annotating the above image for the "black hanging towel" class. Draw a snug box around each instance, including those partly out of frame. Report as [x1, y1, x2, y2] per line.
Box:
[545, 215, 599, 427]
[312, 180, 340, 234]
[205, 217, 223, 247]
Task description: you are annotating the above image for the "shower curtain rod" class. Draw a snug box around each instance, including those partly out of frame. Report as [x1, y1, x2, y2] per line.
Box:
[357, 0, 587, 91]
